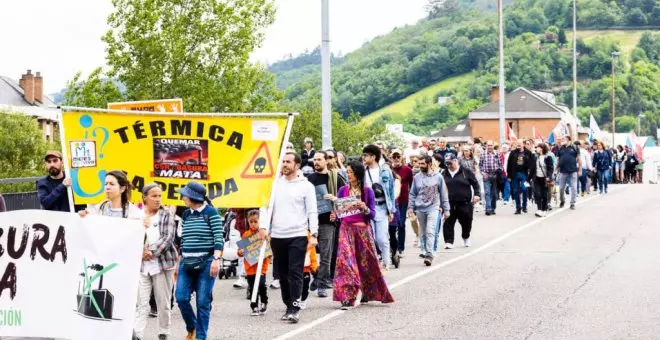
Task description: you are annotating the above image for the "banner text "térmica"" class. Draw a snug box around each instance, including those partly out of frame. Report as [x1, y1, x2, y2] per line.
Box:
[113, 120, 244, 150]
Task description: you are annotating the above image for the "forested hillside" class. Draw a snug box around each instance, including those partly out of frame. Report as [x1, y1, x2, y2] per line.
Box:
[270, 0, 660, 137]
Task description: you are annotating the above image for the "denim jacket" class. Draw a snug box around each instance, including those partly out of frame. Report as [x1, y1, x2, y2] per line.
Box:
[365, 165, 397, 214]
[379, 165, 396, 214]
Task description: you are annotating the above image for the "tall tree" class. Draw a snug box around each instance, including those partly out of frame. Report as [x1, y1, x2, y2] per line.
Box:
[102, 0, 279, 112]
[558, 28, 567, 47]
[63, 68, 123, 108]
[0, 113, 58, 193]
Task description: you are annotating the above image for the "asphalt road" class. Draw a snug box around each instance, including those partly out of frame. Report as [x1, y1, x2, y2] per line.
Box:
[141, 184, 659, 340]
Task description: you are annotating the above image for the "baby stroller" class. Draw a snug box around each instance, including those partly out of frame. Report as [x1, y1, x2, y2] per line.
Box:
[218, 211, 241, 279]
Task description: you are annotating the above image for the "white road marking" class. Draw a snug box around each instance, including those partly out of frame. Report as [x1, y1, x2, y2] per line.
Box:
[273, 188, 617, 340]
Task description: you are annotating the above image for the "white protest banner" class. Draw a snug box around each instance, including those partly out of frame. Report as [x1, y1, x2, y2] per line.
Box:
[0, 210, 143, 340]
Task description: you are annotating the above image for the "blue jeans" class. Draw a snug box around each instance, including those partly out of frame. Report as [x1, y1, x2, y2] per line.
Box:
[511, 172, 528, 210]
[502, 177, 511, 202]
[396, 201, 408, 252]
[371, 205, 391, 266]
[176, 257, 216, 340]
[484, 177, 497, 212]
[597, 169, 609, 193]
[419, 211, 443, 256]
[579, 169, 588, 194]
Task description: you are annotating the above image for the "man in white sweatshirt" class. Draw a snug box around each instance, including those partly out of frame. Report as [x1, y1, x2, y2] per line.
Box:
[259, 152, 318, 324]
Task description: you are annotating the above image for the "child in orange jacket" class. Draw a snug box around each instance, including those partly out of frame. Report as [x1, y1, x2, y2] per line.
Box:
[300, 232, 318, 310]
[238, 209, 269, 316]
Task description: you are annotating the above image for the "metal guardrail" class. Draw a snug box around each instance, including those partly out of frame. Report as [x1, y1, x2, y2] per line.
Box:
[0, 176, 42, 211]
[3, 191, 41, 211]
[0, 176, 41, 184]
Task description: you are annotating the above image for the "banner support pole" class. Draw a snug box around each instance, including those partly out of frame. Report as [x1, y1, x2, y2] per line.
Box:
[57, 110, 75, 213]
[251, 113, 295, 303]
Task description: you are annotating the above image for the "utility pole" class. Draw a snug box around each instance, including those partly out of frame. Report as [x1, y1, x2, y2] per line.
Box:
[611, 51, 619, 145]
[321, 0, 332, 149]
[497, 0, 506, 145]
[572, 0, 578, 120]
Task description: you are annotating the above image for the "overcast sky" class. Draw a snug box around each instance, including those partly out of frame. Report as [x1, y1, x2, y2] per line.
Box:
[0, 0, 426, 94]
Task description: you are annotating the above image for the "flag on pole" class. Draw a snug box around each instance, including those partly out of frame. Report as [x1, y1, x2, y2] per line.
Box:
[548, 132, 555, 145]
[506, 124, 518, 142]
[535, 128, 543, 141]
[626, 131, 644, 161]
[589, 114, 601, 141]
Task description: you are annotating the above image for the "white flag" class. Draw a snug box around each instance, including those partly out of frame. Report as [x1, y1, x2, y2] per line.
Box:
[590, 115, 602, 139]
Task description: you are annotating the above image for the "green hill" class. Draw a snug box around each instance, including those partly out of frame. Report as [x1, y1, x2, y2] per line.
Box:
[569, 29, 652, 57]
[272, 0, 660, 136]
[365, 29, 655, 125]
[364, 72, 475, 124]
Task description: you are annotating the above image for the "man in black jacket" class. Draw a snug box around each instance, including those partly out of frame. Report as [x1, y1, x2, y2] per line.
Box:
[36, 151, 74, 212]
[441, 153, 480, 249]
[507, 140, 534, 214]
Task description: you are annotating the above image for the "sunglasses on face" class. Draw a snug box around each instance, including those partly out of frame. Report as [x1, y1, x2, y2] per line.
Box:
[392, 155, 401, 159]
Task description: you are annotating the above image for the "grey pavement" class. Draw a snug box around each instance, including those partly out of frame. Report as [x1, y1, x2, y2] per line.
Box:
[137, 184, 659, 340]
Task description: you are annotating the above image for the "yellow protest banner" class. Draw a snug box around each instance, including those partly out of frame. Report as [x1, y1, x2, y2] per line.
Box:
[108, 98, 183, 113]
[60, 109, 290, 208]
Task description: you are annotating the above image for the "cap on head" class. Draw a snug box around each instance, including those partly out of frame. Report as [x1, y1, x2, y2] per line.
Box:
[444, 153, 458, 163]
[45, 150, 62, 161]
[391, 148, 402, 156]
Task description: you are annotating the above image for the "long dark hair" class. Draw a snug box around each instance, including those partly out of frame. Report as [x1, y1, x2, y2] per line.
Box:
[107, 170, 131, 218]
[347, 161, 366, 203]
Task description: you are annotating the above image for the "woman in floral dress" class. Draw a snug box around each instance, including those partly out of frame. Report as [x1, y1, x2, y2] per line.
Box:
[331, 161, 394, 309]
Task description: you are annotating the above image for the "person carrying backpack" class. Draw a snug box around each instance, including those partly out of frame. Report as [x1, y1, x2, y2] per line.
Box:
[362, 144, 396, 271]
[174, 181, 224, 340]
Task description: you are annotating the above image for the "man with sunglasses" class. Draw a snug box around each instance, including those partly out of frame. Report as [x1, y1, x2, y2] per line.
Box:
[306, 151, 345, 297]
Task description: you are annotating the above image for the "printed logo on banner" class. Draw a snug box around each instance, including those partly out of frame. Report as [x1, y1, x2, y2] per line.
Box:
[153, 138, 209, 179]
[241, 142, 274, 179]
[252, 120, 279, 141]
[76, 259, 119, 321]
[70, 141, 97, 168]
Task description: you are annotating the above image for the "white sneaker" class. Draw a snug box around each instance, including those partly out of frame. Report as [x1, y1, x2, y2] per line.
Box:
[269, 279, 280, 289]
[233, 276, 247, 289]
[445, 243, 454, 249]
[463, 238, 470, 247]
[299, 300, 307, 310]
[535, 211, 543, 217]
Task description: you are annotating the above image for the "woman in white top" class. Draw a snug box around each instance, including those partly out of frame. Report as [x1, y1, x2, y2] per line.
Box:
[78, 170, 143, 219]
[134, 184, 178, 340]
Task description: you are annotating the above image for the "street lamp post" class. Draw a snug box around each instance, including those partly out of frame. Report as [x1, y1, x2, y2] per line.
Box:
[497, 0, 506, 145]
[321, 0, 332, 149]
[611, 51, 619, 145]
[573, 0, 578, 119]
